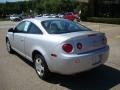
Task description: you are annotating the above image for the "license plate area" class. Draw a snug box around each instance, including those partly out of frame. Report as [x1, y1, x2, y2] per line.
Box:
[92, 54, 102, 65]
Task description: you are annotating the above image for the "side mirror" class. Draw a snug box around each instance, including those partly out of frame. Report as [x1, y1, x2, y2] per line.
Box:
[8, 28, 14, 32]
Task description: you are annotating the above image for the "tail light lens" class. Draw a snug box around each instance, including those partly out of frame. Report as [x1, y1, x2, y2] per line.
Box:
[77, 43, 82, 49]
[62, 44, 73, 53]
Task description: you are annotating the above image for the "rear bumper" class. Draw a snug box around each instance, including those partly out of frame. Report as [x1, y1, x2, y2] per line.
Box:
[49, 46, 109, 75]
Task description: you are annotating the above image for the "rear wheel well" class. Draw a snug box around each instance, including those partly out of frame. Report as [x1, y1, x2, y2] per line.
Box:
[32, 50, 50, 71]
[32, 50, 51, 79]
[32, 50, 43, 62]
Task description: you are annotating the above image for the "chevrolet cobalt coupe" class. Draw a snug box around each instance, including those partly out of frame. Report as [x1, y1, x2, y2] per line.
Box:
[6, 18, 109, 79]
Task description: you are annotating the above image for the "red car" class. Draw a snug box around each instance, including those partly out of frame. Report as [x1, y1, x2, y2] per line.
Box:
[63, 12, 80, 22]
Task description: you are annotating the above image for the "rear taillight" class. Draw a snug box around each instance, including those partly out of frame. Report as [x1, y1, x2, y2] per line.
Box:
[77, 43, 82, 49]
[62, 44, 73, 53]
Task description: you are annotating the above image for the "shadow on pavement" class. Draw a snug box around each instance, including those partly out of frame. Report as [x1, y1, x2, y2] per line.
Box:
[14, 52, 34, 68]
[47, 65, 120, 90]
[15, 52, 120, 90]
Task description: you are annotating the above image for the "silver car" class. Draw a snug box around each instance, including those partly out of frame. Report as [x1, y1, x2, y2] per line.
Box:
[6, 18, 109, 80]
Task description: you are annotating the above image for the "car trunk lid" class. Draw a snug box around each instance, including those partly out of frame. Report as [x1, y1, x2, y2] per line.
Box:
[70, 31, 107, 54]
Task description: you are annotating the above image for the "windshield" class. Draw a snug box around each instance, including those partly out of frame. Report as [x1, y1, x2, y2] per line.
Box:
[41, 20, 90, 34]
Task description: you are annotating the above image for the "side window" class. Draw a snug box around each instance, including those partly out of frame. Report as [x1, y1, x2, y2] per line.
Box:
[15, 22, 26, 32]
[28, 23, 43, 34]
[15, 21, 30, 33]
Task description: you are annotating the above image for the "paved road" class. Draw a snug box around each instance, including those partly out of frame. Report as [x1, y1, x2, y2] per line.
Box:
[0, 21, 120, 90]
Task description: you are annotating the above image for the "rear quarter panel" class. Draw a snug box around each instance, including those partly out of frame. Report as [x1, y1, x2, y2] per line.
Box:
[24, 34, 66, 68]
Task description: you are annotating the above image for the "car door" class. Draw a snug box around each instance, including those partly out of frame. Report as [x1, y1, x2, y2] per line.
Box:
[24, 23, 43, 61]
[13, 21, 30, 56]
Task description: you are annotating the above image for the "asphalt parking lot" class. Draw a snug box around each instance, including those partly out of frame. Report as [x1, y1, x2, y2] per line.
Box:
[0, 21, 120, 90]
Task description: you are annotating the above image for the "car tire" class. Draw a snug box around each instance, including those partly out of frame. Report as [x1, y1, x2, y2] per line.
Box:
[34, 53, 51, 80]
[6, 39, 14, 54]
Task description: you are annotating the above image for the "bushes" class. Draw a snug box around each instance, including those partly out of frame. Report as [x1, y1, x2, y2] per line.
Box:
[87, 17, 120, 24]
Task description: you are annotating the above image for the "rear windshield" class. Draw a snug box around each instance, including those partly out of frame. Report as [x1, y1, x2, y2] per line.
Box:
[41, 20, 90, 34]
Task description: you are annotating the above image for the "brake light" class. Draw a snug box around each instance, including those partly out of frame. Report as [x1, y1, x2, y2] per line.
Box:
[77, 43, 82, 49]
[62, 44, 73, 53]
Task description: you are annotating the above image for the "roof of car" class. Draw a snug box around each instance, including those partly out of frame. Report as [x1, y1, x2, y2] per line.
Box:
[24, 17, 65, 22]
